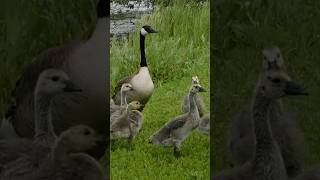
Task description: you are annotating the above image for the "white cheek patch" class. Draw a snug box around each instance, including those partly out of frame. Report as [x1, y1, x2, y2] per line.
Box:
[141, 28, 148, 36]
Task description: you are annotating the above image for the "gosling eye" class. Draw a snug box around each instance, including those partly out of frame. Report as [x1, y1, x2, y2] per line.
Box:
[272, 78, 281, 83]
[276, 53, 280, 58]
[263, 56, 267, 60]
[51, 76, 60, 82]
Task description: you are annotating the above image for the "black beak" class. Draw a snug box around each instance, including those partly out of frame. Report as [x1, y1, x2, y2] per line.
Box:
[149, 27, 158, 33]
[63, 81, 82, 92]
[199, 86, 206, 92]
[284, 81, 308, 96]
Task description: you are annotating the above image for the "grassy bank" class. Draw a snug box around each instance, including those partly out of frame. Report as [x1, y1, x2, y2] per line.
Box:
[212, 0, 320, 174]
[110, 1, 210, 179]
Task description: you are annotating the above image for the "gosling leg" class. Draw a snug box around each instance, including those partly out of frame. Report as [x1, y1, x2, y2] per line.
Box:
[127, 126, 134, 150]
[173, 141, 181, 159]
[174, 146, 180, 158]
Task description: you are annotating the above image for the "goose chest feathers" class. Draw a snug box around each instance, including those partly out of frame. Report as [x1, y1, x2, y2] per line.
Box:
[130, 67, 154, 98]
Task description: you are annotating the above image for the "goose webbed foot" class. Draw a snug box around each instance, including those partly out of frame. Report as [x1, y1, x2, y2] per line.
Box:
[128, 134, 133, 144]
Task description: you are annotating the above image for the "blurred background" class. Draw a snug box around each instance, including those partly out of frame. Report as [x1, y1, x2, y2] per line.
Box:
[212, 0, 320, 175]
[0, 0, 98, 116]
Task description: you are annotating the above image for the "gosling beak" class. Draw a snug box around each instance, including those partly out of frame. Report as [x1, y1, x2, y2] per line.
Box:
[199, 86, 206, 92]
[63, 81, 82, 92]
[284, 81, 308, 96]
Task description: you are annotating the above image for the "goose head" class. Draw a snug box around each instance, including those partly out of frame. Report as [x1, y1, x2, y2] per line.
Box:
[121, 83, 134, 92]
[128, 101, 143, 110]
[59, 125, 103, 153]
[262, 45, 284, 71]
[140, 25, 158, 36]
[192, 76, 200, 84]
[190, 84, 206, 94]
[259, 71, 308, 99]
[35, 69, 81, 97]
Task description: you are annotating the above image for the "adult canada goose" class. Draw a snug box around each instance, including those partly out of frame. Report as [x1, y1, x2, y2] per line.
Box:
[229, 46, 305, 177]
[212, 69, 308, 180]
[149, 84, 206, 158]
[181, 76, 205, 117]
[198, 114, 210, 134]
[5, 0, 108, 158]
[26, 125, 105, 180]
[111, 101, 143, 144]
[112, 25, 158, 108]
[0, 69, 81, 179]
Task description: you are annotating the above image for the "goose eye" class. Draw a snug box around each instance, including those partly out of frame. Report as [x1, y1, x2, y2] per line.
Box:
[51, 76, 60, 82]
[84, 130, 91, 135]
[272, 78, 281, 83]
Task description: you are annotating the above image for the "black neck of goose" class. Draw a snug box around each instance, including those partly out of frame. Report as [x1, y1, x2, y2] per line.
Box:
[140, 33, 147, 67]
[97, 0, 109, 18]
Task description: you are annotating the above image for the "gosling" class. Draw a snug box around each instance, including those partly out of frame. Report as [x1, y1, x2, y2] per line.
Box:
[198, 114, 210, 134]
[111, 101, 143, 144]
[181, 76, 205, 117]
[25, 125, 106, 180]
[110, 83, 133, 113]
[149, 84, 206, 158]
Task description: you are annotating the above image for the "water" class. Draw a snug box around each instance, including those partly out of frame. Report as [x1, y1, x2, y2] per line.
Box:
[111, 1, 154, 37]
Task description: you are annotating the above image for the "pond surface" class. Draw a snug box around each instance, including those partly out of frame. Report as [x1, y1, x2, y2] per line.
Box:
[111, 1, 154, 37]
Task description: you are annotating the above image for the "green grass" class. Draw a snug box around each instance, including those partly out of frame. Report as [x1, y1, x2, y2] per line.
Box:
[212, 0, 320, 175]
[110, 1, 210, 179]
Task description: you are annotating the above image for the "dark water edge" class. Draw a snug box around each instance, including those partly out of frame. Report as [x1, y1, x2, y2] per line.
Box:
[111, 0, 154, 38]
